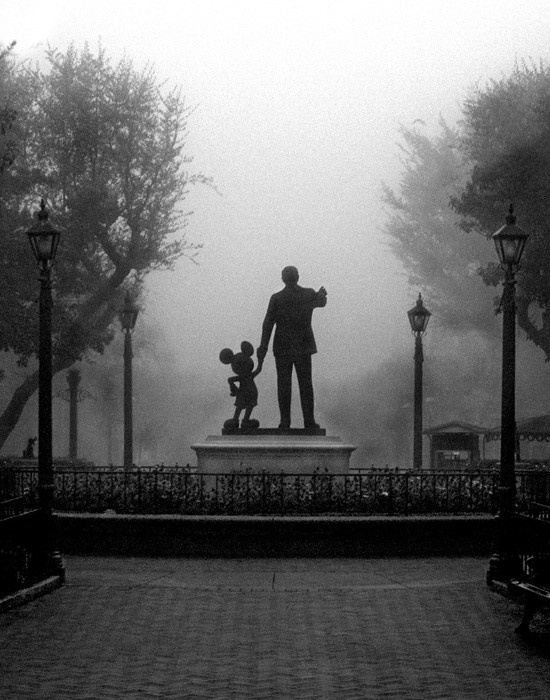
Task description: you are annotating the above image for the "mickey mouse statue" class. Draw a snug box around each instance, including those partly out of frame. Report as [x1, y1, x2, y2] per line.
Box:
[220, 341, 263, 433]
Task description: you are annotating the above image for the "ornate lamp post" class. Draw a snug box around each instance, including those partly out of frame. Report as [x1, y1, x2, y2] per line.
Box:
[488, 204, 528, 582]
[61, 368, 92, 460]
[120, 291, 139, 469]
[56, 367, 92, 461]
[26, 199, 64, 577]
[407, 293, 431, 470]
[67, 368, 81, 461]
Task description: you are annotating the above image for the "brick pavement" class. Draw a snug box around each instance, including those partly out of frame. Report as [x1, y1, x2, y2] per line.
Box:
[1, 556, 549, 699]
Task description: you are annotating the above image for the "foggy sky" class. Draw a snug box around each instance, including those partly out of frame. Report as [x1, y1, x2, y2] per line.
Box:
[4, 1, 550, 464]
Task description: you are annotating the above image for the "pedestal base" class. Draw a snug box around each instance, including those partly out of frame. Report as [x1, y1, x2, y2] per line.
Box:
[191, 433, 355, 473]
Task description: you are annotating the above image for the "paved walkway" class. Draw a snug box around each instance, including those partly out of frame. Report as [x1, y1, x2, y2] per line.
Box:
[1, 556, 549, 699]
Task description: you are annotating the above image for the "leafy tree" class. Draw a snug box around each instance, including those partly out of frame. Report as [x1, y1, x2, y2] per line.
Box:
[0, 42, 18, 175]
[0, 43, 208, 450]
[0, 44, 38, 383]
[382, 119, 496, 335]
[381, 63, 550, 452]
[380, 118, 512, 455]
[453, 62, 550, 360]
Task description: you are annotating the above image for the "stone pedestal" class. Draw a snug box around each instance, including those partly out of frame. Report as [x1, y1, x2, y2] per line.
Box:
[191, 431, 356, 473]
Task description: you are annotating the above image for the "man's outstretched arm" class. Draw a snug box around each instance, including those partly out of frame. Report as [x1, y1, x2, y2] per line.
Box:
[313, 286, 327, 308]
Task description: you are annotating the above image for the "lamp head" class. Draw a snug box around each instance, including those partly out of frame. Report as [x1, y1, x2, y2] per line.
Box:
[119, 290, 140, 332]
[27, 199, 61, 267]
[407, 293, 431, 335]
[492, 204, 528, 268]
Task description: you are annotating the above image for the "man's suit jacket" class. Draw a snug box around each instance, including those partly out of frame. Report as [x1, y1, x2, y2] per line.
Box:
[259, 285, 326, 358]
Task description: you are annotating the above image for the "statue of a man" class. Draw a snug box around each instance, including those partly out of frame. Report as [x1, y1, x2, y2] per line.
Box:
[257, 266, 327, 431]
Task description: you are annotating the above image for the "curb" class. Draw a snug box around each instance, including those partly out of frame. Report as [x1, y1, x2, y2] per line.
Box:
[0, 576, 64, 614]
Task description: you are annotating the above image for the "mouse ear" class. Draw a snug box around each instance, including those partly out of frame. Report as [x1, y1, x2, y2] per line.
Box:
[241, 341, 254, 357]
[219, 348, 234, 364]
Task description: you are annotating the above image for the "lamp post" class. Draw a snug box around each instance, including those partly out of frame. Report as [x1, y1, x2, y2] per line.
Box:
[488, 204, 528, 582]
[407, 293, 431, 470]
[120, 291, 139, 469]
[56, 367, 92, 461]
[26, 199, 64, 577]
[67, 368, 81, 461]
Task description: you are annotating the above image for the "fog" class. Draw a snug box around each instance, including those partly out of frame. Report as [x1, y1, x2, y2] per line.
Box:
[4, 1, 550, 466]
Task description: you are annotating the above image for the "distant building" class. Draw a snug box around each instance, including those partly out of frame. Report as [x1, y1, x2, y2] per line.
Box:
[423, 421, 488, 470]
[485, 414, 550, 464]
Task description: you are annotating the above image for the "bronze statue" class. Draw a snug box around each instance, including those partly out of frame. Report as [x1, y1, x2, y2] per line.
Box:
[22, 437, 37, 459]
[220, 341, 263, 432]
[257, 266, 327, 431]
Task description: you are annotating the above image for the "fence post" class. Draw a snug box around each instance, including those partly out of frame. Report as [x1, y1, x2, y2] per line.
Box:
[84, 471, 90, 511]
[110, 471, 115, 510]
[97, 471, 102, 512]
[344, 475, 348, 513]
[123, 471, 128, 512]
[169, 472, 174, 512]
[137, 469, 142, 513]
[183, 473, 189, 514]
[312, 473, 317, 514]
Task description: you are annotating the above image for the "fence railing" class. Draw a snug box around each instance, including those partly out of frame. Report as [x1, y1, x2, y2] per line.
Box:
[0, 468, 47, 597]
[512, 502, 550, 588]
[8, 468, 550, 516]
[0, 509, 45, 597]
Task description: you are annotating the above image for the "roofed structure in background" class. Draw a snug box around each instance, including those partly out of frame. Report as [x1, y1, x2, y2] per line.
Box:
[423, 421, 489, 471]
[486, 415, 550, 443]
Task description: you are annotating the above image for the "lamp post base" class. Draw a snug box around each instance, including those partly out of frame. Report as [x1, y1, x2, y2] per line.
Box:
[487, 552, 509, 584]
[487, 552, 521, 584]
[48, 551, 66, 582]
[487, 514, 521, 584]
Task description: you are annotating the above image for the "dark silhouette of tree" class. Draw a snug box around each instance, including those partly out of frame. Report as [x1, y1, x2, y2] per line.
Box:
[382, 118, 496, 337]
[0, 42, 18, 175]
[0, 43, 210, 449]
[453, 62, 550, 360]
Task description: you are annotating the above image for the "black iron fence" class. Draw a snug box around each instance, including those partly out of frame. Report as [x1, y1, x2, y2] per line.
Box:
[9, 467, 550, 516]
[0, 467, 46, 597]
[514, 501, 550, 581]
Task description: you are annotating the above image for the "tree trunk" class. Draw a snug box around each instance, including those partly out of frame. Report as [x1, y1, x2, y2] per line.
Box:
[0, 352, 83, 453]
[0, 371, 40, 451]
[0, 266, 131, 453]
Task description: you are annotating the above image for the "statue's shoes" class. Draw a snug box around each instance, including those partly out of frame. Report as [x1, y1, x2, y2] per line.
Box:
[223, 418, 240, 431]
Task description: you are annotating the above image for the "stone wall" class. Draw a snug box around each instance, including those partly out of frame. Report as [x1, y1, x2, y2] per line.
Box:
[57, 513, 495, 558]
